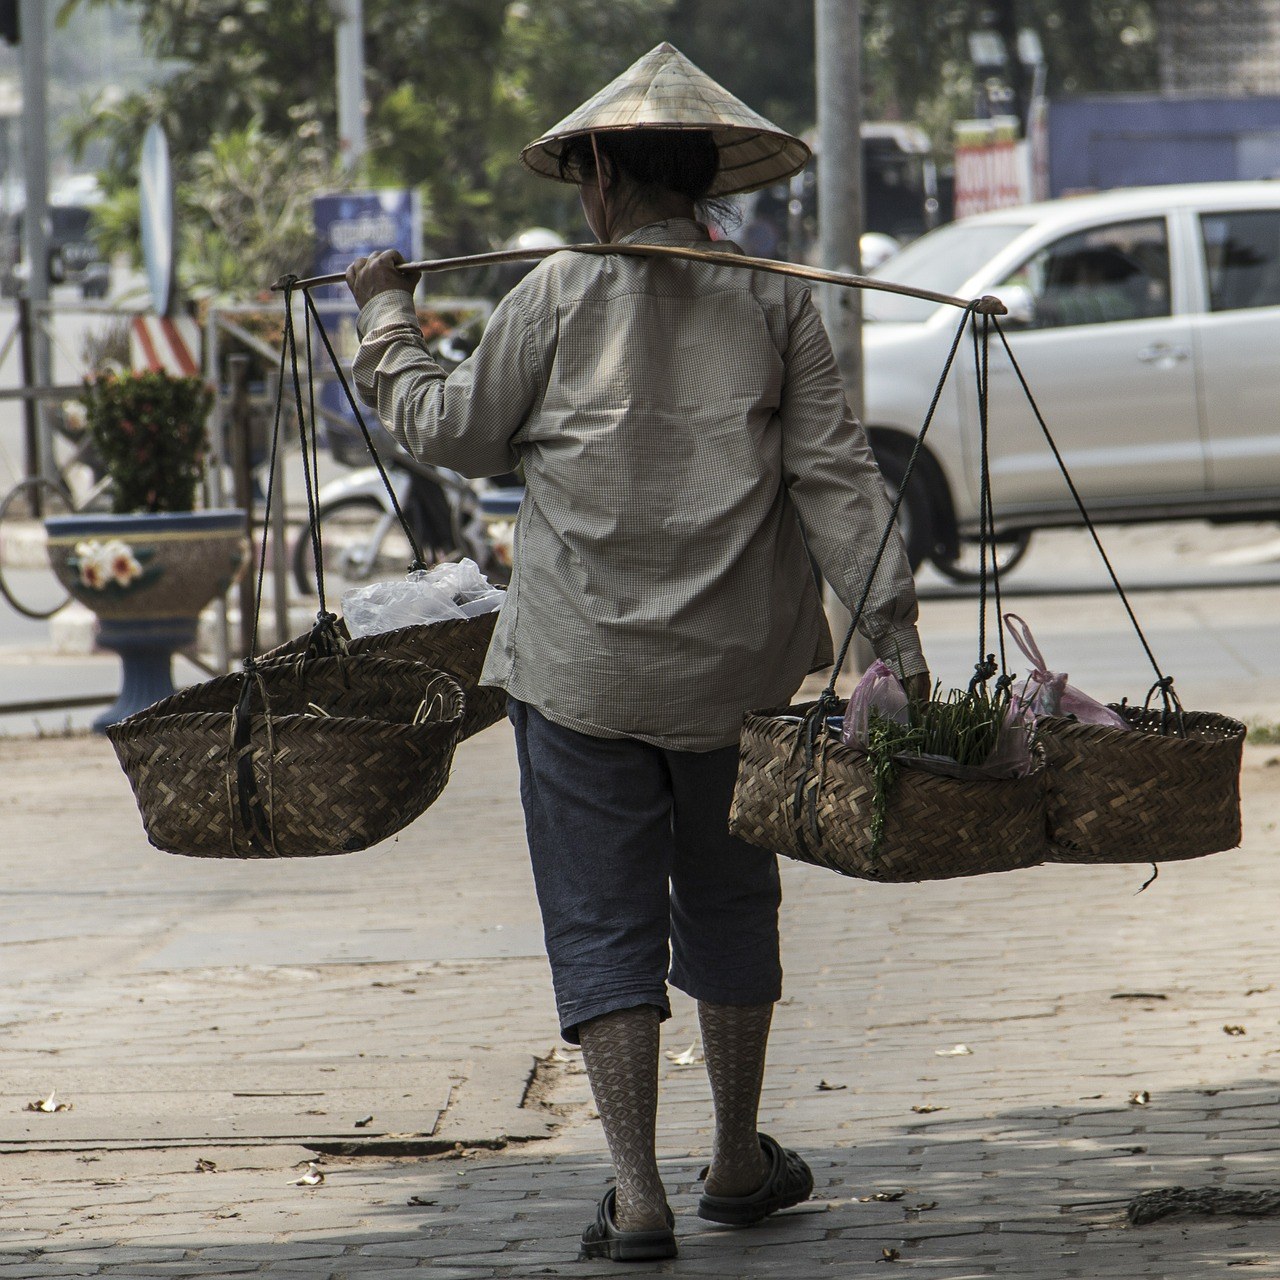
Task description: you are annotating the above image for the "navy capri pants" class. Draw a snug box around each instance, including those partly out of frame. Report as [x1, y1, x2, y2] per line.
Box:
[509, 700, 783, 1043]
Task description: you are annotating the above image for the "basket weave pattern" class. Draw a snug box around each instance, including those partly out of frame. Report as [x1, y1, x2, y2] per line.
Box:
[729, 703, 1048, 882]
[107, 655, 463, 859]
[344, 613, 507, 740]
[1038, 706, 1245, 863]
[266, 611, 506, 741]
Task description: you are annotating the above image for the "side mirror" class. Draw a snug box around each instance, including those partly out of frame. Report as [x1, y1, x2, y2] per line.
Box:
[998, 284, 1036, 327]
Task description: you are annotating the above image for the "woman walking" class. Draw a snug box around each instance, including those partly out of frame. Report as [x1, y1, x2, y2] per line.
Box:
[346, 43, 928, 1262]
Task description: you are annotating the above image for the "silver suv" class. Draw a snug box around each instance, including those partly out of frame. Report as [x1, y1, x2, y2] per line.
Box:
[863, 181, 1280, 580]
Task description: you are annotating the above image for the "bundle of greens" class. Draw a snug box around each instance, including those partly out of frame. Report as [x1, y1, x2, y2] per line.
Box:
[863, 679, 1027, 853]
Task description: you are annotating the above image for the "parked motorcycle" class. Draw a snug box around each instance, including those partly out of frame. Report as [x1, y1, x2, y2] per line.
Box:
[291, 452, 518, 597]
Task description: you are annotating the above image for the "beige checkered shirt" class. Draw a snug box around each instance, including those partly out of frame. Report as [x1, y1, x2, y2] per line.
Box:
[353, 218, 925, 751]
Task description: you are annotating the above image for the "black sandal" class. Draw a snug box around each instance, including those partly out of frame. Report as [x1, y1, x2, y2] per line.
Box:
[697, 1133, 814, 1226]
[579, 1186, 678, 1262]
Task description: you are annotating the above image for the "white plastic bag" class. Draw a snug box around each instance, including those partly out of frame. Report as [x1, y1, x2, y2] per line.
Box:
[342, 559, 503, 638]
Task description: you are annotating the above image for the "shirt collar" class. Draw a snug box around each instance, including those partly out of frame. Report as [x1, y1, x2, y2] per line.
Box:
[618, 218, 714, 247]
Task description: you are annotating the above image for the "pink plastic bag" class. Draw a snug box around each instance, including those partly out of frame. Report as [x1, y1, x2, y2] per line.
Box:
[842, 659, 908, 747]
[1003, 613, 1128, 729]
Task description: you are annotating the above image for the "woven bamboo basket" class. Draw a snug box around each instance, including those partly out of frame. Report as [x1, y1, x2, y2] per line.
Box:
[1037, 706, 1245, 863]
[729, 702, 1048, 882]
[106, 655, 464, 859]
[265, 609, 506, 741]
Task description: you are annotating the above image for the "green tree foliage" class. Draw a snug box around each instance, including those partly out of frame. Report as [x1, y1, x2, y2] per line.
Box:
[62, 0, 1161, 295]
[664, 0, 815, 137]
[863, 1, 1159, 152]
[63, 0, 671, 292]
[181, 120, 337, 298]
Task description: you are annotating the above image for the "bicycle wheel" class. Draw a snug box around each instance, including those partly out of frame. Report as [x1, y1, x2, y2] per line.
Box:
[0, 477, 75, 619]
[291, 496, 417, 597]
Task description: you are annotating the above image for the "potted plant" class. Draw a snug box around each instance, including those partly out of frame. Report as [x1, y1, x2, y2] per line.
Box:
[44, 369, 248, 729]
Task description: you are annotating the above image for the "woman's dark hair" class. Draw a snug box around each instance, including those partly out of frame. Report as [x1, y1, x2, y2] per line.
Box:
[557, 128, 739, 230]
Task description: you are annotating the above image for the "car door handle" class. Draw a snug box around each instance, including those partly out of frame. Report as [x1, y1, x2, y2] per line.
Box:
[1137, 343, 1190, 364]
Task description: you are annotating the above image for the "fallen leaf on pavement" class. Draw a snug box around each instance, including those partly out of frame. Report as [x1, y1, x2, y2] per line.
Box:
[291, 1162, 325, 1187]
[911, 1201, 939, 1211]
[817, 1080, 847, 1091]
[911, 1104, 947, 1114]
[934, 1044, 973, 1056]
[354, 1115, 374, 1127]
[195, 1158, 217, 1173]
[24, 1090, 71, 1113]
[878, 1248, 901, 1262]
[407, 1195, 437, 1206]
[1129, 1090, 1152, 1106]
[858, 1190, 905, 1202]
[665, 1044, 703, 1067]
[1224, 1025, 1247, 1036]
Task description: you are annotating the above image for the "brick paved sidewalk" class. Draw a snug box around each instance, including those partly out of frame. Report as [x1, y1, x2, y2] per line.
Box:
[2, 718, 1280, 1277]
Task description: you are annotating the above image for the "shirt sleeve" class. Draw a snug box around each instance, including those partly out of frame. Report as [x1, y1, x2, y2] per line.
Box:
[351, 288, 541, 478]
[777, 292, 928, 679]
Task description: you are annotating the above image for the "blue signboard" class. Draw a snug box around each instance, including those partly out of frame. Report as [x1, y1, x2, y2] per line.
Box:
[311, 190, 420, 457]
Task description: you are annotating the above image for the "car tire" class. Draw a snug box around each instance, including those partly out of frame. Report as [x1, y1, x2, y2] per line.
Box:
[930, 530, 1033, 584]
[870, 436, 935, 572]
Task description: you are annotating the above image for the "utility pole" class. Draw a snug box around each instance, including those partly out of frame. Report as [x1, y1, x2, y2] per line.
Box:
[815, 0, 864, 420]
[332, 0, 366, 176]
[18, 0, 52, 481]
[815, 0, 869, 663]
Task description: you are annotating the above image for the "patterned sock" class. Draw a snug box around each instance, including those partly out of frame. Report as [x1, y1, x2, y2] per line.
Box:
[578, 1005, 669, 1232]
[699, 1000, 773, 1197]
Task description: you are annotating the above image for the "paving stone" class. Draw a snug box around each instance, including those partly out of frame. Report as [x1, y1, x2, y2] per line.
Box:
[5, 726, 1280, 1276]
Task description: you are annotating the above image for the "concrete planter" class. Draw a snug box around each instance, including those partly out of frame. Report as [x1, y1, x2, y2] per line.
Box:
[44, 510, 249, 729]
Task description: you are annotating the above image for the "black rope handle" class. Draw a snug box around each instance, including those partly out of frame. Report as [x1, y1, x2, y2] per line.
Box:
[969, 312, 1009, 693]
[242, 283, 298, 664]
[989, 316, 1182, 728]
[298, 289, 328, 613]
[793, 303, 981, 839]
[819, 302, 981, 713]
[302, 289, 428, 572]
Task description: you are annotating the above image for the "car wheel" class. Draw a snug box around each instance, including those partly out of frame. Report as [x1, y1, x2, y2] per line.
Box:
[870, 437, 934, 571]
[930, 531, 1033, 584]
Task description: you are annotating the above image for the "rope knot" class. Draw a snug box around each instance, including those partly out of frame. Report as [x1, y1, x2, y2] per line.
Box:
[969, 654, 998, 693]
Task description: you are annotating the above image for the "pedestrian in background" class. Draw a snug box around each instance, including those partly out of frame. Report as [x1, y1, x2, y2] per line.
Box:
[345, 42, 928, 1263]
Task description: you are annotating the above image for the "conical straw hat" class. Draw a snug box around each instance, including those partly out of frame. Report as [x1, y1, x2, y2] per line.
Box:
[520, 43, 810, 197]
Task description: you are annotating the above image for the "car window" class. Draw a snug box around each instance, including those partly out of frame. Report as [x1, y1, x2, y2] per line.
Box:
[51, 207, 93, 241]
[998, 218, 1171, 329]
[865, 221, 1029, 322]
[1200, 210, 1280, 312]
